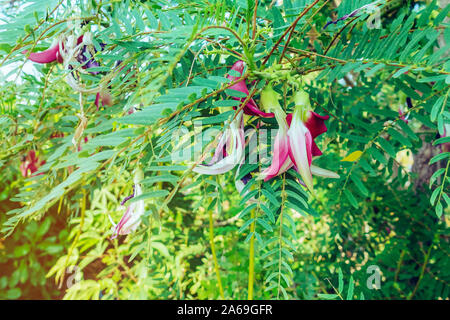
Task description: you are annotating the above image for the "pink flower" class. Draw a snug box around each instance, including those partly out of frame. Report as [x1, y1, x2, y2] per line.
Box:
[398, 107, 409, 124]
[226, 61, 274, 118]
[95, 90, 113, 109]
[193, 111, 245, 175]
[26, 43, 63, 64]
[258, 87, 339, 192]
[109, 169, 145, 238]
[258, 85, 290, 180]
[20, 150, 45, 177]
[24, 36, 84, 64]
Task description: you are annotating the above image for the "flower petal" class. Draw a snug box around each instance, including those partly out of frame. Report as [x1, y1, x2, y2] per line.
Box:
[304, 111, 329, 139]
[95, 91, 113, 109]
[193, 112, 244, 175]
[287, 118, 314, 192]
[226, 61, 274, 118]
[259, 130, 289, 180]
[310, 165, 340, 178]
[259, 104, 290, 181]
[26, 44, 60, 64]
[111, 184, 145, 238]
[287, 112, 326, 157]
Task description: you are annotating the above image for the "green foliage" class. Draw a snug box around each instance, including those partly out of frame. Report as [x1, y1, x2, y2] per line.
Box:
[0, 0, 449, 300]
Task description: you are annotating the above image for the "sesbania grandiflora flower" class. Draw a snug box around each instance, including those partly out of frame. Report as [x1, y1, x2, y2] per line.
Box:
[258, 85, 290, 181]
[193, 111, 245, 175]
[258, 86, 339, 192]
[226, 61, 274, 118]
[20, 150, 45, 177]
[109, 168, 145, 238]
[26, 33, 113, 108]
[26, 41, 64, 64]
[286, 90, 339, 192]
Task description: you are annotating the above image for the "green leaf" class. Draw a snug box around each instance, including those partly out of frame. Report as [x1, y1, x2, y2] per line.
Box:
[256, 217, 273, 232]
[318, 293, 338, 300]
[388, 128, 412, 147]
[238, 203, 257, 219]
[430, 186, 441, 206]
[365, 63, 385, 77]
[346, 277, 354, 300]
[377, 138, 397, 158]
[435, 202, 443, 218]
[261, 189, 280, 207]
[431, 96, 445, 122]
[350, 175, 369, 197]
[429, 152, 450, 165]
[238, 218, 255, 234]
[397, 120, 419, 141]
[338, 268, 344, 293]
[344, 189, 358, 208]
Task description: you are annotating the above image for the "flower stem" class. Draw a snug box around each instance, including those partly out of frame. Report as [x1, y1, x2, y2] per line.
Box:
[407, 245, 432, 300]
[209, 209, 225, 299]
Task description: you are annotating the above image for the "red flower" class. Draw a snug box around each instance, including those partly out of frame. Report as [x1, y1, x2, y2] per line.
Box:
[25, 36, 84, 64]
[20, 150, 45, 177]
[258, 87, 339, 192]
[226, 61, 274, 118]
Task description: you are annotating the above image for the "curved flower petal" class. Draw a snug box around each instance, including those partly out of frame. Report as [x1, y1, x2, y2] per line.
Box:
[287, 111, 314, 192]
[193, 112, 244, 175]
[226, 61, 274, 118]
[207, 131, 228, 165]
[260, 131, 289, 180]
[310, 165, 340, 179]
[95, 91, 113, 109]
[27, 44, 60, 64]
[304, 111, 329, 139]
[263, 156, 293, 182]
[259, 96, 290, 181]
[287, 96, 329, 157]
[111, 183, 145, 238]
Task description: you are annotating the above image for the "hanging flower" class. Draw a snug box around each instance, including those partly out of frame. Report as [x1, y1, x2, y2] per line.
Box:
[286, 90, 339, 192]
[109, 169, 145, 238]
[398, 107, 409, 124]
[193, 111, 245, 175]
[258, 87, 339, 192]
[24, 35, 85, 64]
[25, 42, 63, 64]
[20, 150, 45, 177]
[95, 90, 113, 109]
[26, 33, 113, 108]
[258, 85, 290, 181]
[226, 61, 274, 118]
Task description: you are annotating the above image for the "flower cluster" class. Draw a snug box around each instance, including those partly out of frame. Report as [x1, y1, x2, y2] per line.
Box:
[20, 150, 45, 178]
[109, 168, 145, 239]
[25, 32, 113, 109]
[194, 61, 339, 194]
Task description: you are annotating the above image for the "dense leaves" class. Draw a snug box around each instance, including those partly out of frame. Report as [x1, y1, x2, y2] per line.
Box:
[0, 0, 448, 300]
